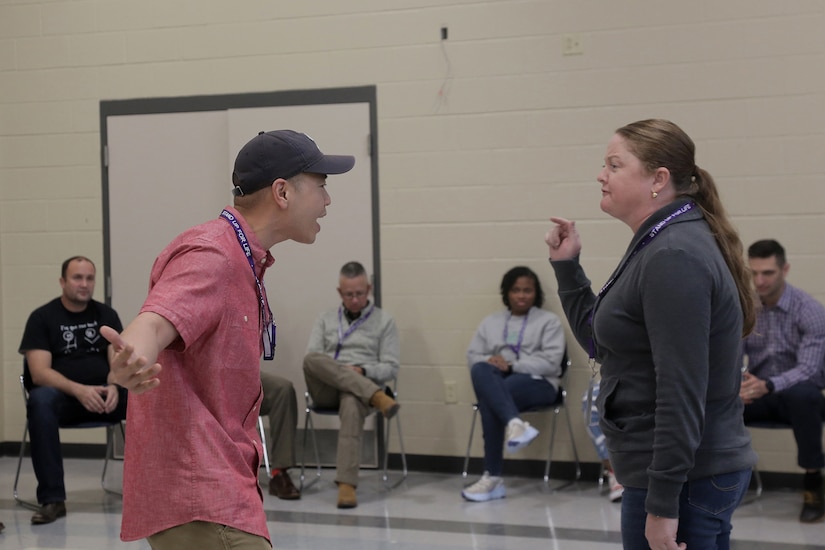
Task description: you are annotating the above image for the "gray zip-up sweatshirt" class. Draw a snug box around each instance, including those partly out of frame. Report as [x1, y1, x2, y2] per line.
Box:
[550, 198, 756, 518]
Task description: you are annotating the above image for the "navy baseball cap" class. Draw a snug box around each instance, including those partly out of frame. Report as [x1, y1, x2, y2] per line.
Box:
[231, 130, 355, 196]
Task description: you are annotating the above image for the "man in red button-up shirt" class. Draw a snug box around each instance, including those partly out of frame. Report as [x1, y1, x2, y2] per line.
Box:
[103, 130, 354, 549]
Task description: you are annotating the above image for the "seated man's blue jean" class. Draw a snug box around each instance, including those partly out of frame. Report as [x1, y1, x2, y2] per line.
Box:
[27, 385, 127, 504]
[470, 362, 557, 476]
[743, 381, 825, 469]
[620, 468, 751, 550]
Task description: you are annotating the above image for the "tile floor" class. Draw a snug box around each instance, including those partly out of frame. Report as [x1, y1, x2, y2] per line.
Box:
[1, 456, 823, 549]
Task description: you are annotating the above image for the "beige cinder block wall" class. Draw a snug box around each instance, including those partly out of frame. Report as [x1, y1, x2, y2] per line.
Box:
[2, 1, 824, 473]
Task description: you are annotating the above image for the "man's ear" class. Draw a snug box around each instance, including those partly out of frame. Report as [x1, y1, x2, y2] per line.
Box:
[271, 179, 289, 207]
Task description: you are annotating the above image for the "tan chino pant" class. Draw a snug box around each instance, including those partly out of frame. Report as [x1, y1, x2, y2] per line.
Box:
[258, 371, 298, 470]
[302, 352, 381, 486]
[147, 521, 270, 550]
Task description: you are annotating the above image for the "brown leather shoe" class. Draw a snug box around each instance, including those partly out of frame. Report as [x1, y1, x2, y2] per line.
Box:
[801, 472, 825, 523]
[369, 389, 399, 419]
[268, 470, 300, 500]
[337, 482, 357, 509]
[31, 502, 66, 525]
[800, 489, 825, 523]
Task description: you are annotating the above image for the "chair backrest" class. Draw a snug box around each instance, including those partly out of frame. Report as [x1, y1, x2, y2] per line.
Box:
[559, 348, 571, 380]
[520, 349, 569, 412]
[22, 358, 33, 391]
[553, 349, 572, 407]
[19, 374, 28, 403]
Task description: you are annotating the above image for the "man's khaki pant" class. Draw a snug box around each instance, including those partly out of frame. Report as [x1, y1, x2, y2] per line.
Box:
[259, 371, 297, 470]
[302, 352, 381, 486]
[147, 521, 270, 550]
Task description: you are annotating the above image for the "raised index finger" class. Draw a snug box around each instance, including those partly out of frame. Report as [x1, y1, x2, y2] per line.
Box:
[549, 216, 573, 227]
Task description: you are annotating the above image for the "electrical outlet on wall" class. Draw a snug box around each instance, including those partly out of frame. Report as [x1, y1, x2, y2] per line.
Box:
[562, 33, 584, 56]
[444, 380, 458, 404]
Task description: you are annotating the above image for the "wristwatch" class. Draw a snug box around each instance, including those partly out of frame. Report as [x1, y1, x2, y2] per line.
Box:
[765, 378, 775, 393]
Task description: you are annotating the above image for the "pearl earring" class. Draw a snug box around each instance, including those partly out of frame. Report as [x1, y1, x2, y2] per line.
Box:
[652, 191, 658, 198]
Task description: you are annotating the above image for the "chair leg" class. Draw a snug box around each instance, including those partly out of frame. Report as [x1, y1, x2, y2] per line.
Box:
[395, 414, 408, 480]
[299, 411, 309, 489]
[382, 412, 407, 489]
[544, 410, 559, 484]
[462, 405, 479, 478]
[258, 417, 271, 478]
[13, 420, 40, 510]
[563, 402, 581, 481]
[298, 407, 323, 492]
[544, 405, 581, 488]
[754, 466, 763, 499]
[100, 424, 115, 496]
[15, 422, 122, 506]
[739, 465, 763, 506]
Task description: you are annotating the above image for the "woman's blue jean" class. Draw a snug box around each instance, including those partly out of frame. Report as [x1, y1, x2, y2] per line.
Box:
[469, 362, 557, 476]
[620, 468, 751, 550]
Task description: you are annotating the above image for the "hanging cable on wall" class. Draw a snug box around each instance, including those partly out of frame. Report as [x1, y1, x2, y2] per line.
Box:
[432, 26, 453, 114]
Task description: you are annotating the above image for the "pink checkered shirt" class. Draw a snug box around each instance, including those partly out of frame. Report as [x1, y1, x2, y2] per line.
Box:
[120, 206, 274, 542]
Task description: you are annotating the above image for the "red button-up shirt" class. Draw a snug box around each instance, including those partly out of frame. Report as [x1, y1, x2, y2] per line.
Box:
[120, 207, 274, 542]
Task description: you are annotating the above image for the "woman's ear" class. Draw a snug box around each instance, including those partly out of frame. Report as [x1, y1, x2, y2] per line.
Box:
[651, 166, 671, 193]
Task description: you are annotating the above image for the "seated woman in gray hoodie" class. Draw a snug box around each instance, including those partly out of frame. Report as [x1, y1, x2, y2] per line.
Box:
[461, 266, 566, 502]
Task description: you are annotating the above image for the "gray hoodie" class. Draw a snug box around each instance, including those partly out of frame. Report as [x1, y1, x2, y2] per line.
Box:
[550, 198, 756, 518]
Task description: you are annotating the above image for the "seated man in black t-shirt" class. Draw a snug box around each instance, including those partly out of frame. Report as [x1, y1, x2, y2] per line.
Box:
[18, 256, 126, 525]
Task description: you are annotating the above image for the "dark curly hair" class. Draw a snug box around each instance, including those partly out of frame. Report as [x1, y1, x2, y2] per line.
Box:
[500, 266, 544, 310]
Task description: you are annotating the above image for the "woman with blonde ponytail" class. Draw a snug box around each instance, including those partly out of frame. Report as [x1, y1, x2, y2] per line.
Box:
[545, 119, 757, 550]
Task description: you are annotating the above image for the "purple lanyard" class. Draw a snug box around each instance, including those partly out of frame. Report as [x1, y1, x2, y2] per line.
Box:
[503, 310, 530, 360]
[587, 201, 695, 359]
[584, 201, 695, 416]
[220, 210, 276, 360]
[335, 304, 374, 360]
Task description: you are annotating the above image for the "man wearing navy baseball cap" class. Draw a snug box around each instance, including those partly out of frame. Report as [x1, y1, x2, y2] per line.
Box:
[232, 130, 355, 197]
[101, 130, 354, 549]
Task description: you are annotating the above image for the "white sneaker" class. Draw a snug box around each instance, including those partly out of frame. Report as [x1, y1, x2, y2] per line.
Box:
[607, 470, 624, 502]
[505, 418, 539, 453]
[461, 472, 506, 502]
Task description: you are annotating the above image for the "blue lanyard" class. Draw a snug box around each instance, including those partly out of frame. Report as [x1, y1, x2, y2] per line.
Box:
[335, 304, 374, 360]
[220, 209, 276, 360]
[503, 310, 530, 360]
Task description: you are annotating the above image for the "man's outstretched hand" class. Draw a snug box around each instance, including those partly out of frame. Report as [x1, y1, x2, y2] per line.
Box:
[102, 325, 162, 394]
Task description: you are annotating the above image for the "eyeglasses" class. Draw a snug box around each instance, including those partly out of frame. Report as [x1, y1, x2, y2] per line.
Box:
[340, 290, 368, 299]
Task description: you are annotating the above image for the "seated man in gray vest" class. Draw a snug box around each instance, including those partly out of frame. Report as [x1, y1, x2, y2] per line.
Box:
[303, 261, 400, 509]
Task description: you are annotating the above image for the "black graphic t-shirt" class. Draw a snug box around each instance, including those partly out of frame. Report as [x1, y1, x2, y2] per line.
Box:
[19, 298, 123, 387]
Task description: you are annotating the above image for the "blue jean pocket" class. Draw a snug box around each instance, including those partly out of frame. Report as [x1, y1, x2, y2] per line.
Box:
[686, 469, 750, 516]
